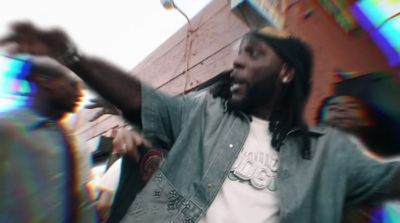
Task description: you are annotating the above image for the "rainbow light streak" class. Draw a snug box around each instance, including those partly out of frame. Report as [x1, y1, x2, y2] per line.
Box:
[0, 55, 34, 112]
[370, 203, 400, 223]
[351, 0, 400, 67]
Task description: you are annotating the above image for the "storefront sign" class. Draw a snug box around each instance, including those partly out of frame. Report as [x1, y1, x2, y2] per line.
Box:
[231, 0, 284, 28]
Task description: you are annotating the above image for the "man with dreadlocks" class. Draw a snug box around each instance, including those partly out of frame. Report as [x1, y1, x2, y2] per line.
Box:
[2, 23, 399, 223]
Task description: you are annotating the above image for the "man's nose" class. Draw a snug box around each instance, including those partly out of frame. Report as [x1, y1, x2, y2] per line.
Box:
[336, 106, 349, 113]
[233, 54, 245, 70]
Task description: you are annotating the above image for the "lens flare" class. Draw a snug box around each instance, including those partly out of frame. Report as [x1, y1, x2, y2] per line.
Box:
[352, 0, 400, 67]
[0, 54, 34, 112]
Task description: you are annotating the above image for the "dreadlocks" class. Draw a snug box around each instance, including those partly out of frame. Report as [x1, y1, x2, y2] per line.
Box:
[255, 31, 314, 159]
[268, 65, 312, 159]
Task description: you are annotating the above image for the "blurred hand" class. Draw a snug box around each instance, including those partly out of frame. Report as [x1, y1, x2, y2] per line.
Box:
[85, 98, 121, 122]
[112, 129, 147, 162]
[0, 42, 19, 54]
[96, 190, 114, 223]
[0, 22, 74, 59]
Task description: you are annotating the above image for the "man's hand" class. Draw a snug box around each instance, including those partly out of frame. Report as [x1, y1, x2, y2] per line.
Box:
[0, 22, 74, 60]
[97, 190, 114, 223]
[112, 129, 147, 162]
[1, 21, 143, 124]
[85, 98, 121, 122]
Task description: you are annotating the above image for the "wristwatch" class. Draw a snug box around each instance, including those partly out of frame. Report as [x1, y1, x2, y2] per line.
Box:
[57, 43, 81, 66]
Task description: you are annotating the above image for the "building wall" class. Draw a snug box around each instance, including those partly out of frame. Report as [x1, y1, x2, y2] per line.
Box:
[283, 0, 399, 123]
[76, 0, 399, 140]
[131, 0, 249, 94]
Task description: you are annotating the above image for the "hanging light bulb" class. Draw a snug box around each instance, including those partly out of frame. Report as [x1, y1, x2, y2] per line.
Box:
[160, 0, 176, 10]
[160, 0, 193, 93]
[160, 0, 190, 26]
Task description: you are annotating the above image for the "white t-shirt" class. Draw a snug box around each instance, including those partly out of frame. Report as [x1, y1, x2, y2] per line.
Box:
[198, 116, 280, 223]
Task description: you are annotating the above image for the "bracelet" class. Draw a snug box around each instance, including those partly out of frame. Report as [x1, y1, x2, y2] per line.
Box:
[139, 148, 164, 182]
[57, 43, 81, 66]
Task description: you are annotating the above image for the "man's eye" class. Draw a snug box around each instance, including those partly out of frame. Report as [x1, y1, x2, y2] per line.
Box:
[246, 49, 259, 59]
[328, 106, 337, 111]
[250, 52, 259, 59]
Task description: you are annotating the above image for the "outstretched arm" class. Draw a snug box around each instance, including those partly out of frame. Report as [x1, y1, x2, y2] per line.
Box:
[0, 22, 142, 124]
[67, 56, 142, 124]
[345, 136, 400, 204]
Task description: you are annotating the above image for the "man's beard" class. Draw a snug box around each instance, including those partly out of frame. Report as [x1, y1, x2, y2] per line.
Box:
[228, 82, 278, 114]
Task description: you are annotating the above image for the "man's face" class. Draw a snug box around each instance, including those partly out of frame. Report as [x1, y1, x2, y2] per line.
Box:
[321, 96, 373, 132]
[30, 57, 82, 114]
[47, 71, 82, 113]
[229, 35, 285, 112]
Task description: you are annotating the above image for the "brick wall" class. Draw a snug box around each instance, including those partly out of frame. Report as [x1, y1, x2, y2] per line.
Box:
[76, 0, 398, 140]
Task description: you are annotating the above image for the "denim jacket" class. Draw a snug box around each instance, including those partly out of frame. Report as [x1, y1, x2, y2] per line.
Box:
[120, 85, 399, 223]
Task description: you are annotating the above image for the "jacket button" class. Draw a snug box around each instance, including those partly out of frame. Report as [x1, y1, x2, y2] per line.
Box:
[228, 144, 234, 148]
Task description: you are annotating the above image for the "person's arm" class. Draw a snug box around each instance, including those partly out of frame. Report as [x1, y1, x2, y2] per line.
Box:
[1, 22, 201, 147]
[66, 56, 142, 124]
[1, 22, 142, 124]
[345, 136, 400, 205]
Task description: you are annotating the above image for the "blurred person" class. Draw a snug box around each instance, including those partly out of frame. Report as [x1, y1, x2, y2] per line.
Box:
[2, 22, 400, 223]
[317, 72, 400, 158]
[317, 72, 400, 223]
[0, 53, 97, 222]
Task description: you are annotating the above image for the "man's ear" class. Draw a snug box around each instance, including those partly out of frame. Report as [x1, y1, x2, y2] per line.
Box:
[279, 64, 294, 84]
